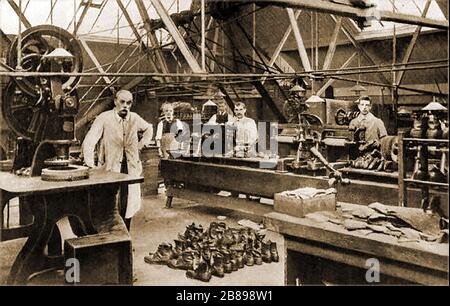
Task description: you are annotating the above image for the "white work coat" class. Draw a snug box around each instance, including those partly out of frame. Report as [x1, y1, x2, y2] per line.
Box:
[83, 110, 153, 218]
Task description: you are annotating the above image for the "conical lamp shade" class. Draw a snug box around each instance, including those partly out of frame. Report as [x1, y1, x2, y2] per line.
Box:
[305, 95, 325, 103]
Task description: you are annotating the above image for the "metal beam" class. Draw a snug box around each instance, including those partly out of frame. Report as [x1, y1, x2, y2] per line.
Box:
[116, 0, 163, 85]
[150, 0, 203, 73]
[334, 15, 391, 86]
[210, 0, 449, 30]
[322, 16, 342, 71]
[316, 51, 357, 96]
[270, 9, 301, 68]
[74, 0, 92, 35]
[436, 0, 448, 20]
[6, 0, 32, 29]
[135, 0, 172, 79]
[395, 0, 432, 86]
[79, 38, 112, 85]
[287, 8, 312, 72]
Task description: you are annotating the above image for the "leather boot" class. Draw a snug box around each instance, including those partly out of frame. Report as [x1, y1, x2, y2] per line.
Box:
[222, 251, 233, 273]
[144, 243, 174, 265]
[186, 261, 212, 282]
[244, 251, 254, 266]
[261, 242, 272, 263]
[173, 239, 186, 258]
[252, 250, 263, 265]
[167, 249, 198, 270]
[211, 255, 225, 278]
[270, 241, 279, 262]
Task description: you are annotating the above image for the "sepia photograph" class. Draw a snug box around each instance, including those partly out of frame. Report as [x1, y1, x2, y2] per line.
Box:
[0, 0, 448, 289]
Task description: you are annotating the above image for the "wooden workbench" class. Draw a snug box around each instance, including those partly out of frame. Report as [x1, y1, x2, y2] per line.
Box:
[161, 159, 446, 215]
[264, 205, 449, 285]
[0, 170, 143, 284]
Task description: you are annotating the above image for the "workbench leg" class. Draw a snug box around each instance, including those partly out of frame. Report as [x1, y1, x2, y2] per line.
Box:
[8, 196, 55, 284]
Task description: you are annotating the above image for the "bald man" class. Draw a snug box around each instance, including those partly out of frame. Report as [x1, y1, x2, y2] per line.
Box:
[83, 89, 153, 230]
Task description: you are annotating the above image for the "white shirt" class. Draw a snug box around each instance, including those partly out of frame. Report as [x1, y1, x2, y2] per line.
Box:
[82, 109, 153, 218]
[234, 116, 258, 145]
[155, 118, 184, 141]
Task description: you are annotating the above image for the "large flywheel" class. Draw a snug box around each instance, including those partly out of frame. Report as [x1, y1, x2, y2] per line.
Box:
[3, 25, 83, 140]
[7, 24, 83, 97]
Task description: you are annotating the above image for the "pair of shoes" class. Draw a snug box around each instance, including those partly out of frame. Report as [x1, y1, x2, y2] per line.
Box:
[186, 261, 212, 282]
[144, 243, 174, 264]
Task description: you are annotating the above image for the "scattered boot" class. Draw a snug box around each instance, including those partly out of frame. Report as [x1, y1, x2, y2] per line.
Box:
[270, 241, 279, 262]
[230, 252, 239, 272]
[186, 261, 212, 282]
[261, 242, 272, 263]
[201, 247, 212, 263]
[252, 250, 263, 265]
[244, 251, 254, 266]
[167, 249, 198, 270]
[235, 250, 244, 269]
[173, 239, 187, 258]
[211, 255, 225, 278]
[222, 251, 233, 273]
[144, 243, 174, 265]
[221, 229, 234, 247]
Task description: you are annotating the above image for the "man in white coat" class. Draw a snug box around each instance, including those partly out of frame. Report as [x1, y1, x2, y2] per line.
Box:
[83, 89, 153, 230]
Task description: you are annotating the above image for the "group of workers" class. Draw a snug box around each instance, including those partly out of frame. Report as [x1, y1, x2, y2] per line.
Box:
[81, 88, 387, 230]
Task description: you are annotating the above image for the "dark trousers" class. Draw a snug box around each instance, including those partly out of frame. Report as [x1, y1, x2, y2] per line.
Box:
[119, 154, 131, 231]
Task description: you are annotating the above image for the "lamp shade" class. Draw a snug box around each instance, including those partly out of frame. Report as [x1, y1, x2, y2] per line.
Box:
[305, 95, 325, 103]
[43, 47, 74, 60]
[350, 83, 367, 94]
[289, 84, 306, 92]
[422, 101, 447, 112]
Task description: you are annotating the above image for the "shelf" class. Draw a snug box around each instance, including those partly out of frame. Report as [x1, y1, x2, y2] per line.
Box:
[403, 138, 449, 144]
[404, 178, 448, 188]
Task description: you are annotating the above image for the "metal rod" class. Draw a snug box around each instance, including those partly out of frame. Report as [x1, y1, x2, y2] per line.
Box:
[201, 0, 206, 71]
[2, 63, 447, 78]
[16, 0, 23, 70]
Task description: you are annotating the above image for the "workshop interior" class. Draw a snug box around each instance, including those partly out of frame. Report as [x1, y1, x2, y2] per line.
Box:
[0, 0, 448, 286]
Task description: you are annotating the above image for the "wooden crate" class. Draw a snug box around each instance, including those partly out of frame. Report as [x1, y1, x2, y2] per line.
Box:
[64, 232, 132, 285]
[274, 192, 336, 218]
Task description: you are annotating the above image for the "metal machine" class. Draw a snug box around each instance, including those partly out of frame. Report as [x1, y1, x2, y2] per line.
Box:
[2, 25, 88, 180]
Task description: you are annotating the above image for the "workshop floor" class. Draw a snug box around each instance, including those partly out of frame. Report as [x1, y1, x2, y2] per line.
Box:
[0, 191, 284, 286]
